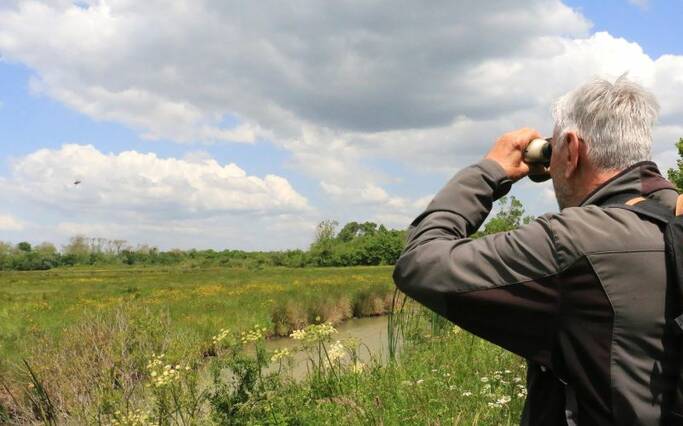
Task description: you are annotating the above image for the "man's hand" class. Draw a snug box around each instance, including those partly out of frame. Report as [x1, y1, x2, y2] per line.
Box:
[485, 128, 542, 181]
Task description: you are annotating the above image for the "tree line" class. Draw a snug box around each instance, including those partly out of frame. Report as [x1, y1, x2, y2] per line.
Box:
[3, 138, 681, 272]
[0, 224, 405, 271]
[0, 196, 533, 271]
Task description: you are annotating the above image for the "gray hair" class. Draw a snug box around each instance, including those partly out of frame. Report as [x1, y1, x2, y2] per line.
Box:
[552, 75, 659, 170]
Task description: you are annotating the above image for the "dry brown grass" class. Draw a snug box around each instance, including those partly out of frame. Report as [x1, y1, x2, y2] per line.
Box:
[272, 301, 309, 336]
[269, 289, 394, 337]
[0, 307, 180, 424]
[353, 290, 392, 317]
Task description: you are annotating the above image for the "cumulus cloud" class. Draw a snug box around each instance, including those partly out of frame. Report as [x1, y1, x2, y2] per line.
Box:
[0, 1, 589, 135]
[2, 1, 678, 178]
[0, 144, 317, 249]
[50, 213, 318, 251]
[1, 1, 682, 246]
[0, 213, 24, 231]
[1, 144, 309, 218]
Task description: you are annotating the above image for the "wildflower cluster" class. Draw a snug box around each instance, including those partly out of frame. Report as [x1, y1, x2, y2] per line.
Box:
[289, 322, 337, 344]
[477, 369, 525, 409]
[212, 328, 231, 346]
[146, 353, 190, 388]
[340, 336, 360, 351]
[515, 381, 528, 398]
[270, 348, 291, 363]
[327, 341, 346, 362]
[109, 409, 152, 425]
[350, 360, 365, 374]
[241, 325, 267, 344]
[488, 395, 512, 408]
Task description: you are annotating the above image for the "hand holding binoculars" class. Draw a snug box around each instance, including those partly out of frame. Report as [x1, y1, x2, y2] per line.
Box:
[523, 138, 552, 182]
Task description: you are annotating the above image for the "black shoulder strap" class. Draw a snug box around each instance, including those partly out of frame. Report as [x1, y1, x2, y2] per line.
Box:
[605, 195, 683, 421]
[607, 199, 674, 224]
[601, 189, 672, 220]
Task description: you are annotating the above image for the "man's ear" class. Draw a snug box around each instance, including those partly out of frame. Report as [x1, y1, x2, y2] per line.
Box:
[564, 131, 581, 179]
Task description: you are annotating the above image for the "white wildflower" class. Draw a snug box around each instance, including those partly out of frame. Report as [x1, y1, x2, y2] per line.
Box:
[351, 361, 365, 374]
[290, 329, 307, 340]
[241, 325, 267, 344]
[271, 348, 291, 363]
[496, 395, 512, 405]
[212, 328, 231, 345]
[327, 341, 346, 362]
[290, 322, 337, 344]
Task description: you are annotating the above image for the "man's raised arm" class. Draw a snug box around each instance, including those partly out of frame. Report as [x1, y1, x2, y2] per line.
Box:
[393, 129, 562, 366]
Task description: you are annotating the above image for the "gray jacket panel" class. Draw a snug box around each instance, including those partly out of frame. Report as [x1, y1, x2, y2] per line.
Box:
[393, 159, 679, 425]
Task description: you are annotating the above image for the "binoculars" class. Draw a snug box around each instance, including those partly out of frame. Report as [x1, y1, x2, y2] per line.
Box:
[523, 138, 552, 182]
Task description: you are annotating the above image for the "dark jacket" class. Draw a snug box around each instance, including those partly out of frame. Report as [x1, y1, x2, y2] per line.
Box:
[393, 159, 680, 425]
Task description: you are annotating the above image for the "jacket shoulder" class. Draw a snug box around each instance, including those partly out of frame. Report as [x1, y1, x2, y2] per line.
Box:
[545, 205, 665, 270]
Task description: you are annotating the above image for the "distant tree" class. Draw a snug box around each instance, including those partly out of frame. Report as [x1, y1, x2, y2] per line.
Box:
[0, 242, 12, 256]
[34, 242, 57, 256]
[359, 222, 378, 237]
[89, 237, 108, 254]
[62, 235, 91, 265]
[64, 235, 90, 256]
[668, 138, 683, 191]
[474, 196, 534, 237]
[337, 221, 361, 242]
[16, 242, 31, 252]
[0, 242, 13, 270]
[309, 220, 339, 266]
[110, 239, 128, 255]
[313, 220, 338, 244]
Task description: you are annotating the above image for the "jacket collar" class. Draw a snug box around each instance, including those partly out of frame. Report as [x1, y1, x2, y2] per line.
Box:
[579, 161, 676, 207]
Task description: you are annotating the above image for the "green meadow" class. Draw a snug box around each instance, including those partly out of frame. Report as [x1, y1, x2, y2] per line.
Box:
[0, 266, 394, 361]
[0, 266, 524, 424]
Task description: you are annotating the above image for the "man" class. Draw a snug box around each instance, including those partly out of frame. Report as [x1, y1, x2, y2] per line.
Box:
[393, 76, 682, 425]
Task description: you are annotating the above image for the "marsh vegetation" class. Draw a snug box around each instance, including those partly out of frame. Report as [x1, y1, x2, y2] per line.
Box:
[0, 266, 525, 424]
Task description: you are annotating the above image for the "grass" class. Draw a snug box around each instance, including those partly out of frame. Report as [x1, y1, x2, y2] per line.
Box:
[0, 266, 526, 424]
[0, 265, 394, 362]
[256, 325, 526, 424]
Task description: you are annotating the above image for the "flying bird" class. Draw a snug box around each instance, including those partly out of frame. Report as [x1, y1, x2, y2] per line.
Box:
[74, 180, 82, 186]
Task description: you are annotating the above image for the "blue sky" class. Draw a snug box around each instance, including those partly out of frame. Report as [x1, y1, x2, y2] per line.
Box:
[564, 0, 683, 58]
[1, 0, 682, 250]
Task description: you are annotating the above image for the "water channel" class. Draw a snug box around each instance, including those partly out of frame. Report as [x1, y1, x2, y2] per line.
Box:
[262, 315, 392, 380]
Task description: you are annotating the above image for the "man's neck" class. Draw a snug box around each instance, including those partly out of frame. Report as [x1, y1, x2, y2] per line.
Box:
[570, 168, 622, 207]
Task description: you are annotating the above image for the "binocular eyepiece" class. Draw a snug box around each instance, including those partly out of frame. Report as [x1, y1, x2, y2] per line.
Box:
[523, 138, 552, 182]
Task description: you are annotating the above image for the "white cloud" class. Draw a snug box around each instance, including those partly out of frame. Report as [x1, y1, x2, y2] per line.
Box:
[0, 1, 682, 246]
[2, 1, 675, 185]
[321, 181, 397, 205]
[0, 1, 589, 160]
[0, 213, 24, 231]
[2, 144, 309, 217]
[49, 213, 318, 251]
[0, 144, 317, 249]
[0, 0, 590, 135]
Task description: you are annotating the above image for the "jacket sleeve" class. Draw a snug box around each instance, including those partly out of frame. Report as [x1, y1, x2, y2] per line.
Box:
[393, 159, 562, 365]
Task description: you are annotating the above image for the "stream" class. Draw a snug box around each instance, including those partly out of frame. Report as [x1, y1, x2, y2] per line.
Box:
[263, 315, 392, 380]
